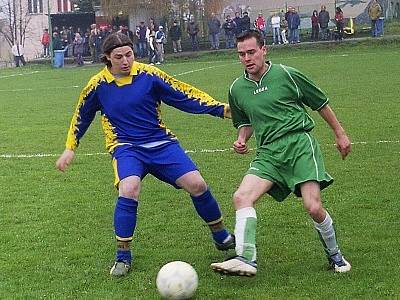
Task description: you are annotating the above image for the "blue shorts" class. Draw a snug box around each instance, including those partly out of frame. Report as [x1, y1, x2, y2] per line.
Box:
[111, 142, 198, 188]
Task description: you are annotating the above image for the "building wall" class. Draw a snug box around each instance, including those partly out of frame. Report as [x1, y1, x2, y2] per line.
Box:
[0, 0, 72, 63]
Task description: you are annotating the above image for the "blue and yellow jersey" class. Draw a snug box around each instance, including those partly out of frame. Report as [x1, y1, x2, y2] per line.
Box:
[65, 62, 229, 153]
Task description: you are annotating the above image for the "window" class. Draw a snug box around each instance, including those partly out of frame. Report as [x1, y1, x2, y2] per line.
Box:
[28, 0, 43, 14]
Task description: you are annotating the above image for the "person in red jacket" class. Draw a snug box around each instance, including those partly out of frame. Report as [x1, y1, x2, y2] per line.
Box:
[254, 12, 266, 40]
[335, 7, 344, 41]
[311, 10, 319, 41]
[41, 29, 50, 57]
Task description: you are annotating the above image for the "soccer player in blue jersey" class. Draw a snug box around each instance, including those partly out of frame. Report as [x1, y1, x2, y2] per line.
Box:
[56, 32, 234, 277]
[211, 29, 351, 276]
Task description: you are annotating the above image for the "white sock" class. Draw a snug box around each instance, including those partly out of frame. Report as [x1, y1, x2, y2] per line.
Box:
[314, 212, 339, 256]
[234, 207, 257, 262]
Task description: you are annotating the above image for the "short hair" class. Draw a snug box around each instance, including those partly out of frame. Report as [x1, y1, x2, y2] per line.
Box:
[236, 29, 264, 47]
[100, 32, 133, 66]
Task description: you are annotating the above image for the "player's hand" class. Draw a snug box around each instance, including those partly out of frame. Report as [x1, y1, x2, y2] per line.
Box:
[335, 133, 351, 160]
[224, 105, 231, 119]
[56, 149, 75, 172]
[233, 140, 248, 154]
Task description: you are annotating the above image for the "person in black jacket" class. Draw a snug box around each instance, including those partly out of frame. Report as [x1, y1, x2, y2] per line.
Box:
[318, 5, 330, 40]
[169, 20, 182, 52]
[241, 12, 251, 32]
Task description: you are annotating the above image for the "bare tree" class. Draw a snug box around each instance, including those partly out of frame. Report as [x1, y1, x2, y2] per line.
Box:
[100, 0, 227, 20]
[100, 0, 172, 17]
[0, 0, 32, 47]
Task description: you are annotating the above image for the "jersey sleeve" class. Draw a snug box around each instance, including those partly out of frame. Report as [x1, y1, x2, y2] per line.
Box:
[154, 70, 229, 118]
[229, 88, 250, 129]
[288, 67, 329, 111]
[65, 79, 101, 150]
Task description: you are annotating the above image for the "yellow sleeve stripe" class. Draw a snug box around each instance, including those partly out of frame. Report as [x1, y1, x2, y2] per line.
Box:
[65, 71, 105, 150]
[136, 62, 225, 107]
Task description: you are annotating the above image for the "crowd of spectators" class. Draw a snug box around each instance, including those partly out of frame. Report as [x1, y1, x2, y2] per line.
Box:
[38, 2, 384, 67]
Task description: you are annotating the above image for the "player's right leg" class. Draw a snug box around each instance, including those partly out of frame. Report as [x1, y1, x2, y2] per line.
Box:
[210, 174, 273, 277]
[110, 148, 146, 277]
[110, 175, 141, 277]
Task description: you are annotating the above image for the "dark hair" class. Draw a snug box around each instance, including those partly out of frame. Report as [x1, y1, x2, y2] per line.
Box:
[236, 29, 264, 47]
[100, 32, 133, 66]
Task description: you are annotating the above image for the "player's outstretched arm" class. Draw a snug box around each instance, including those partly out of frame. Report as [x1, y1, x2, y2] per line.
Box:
[318, 104, 351, 160]
[56, 149, 75, 172]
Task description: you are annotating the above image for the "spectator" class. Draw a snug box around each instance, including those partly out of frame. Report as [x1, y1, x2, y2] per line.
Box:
[368, 0, 382, 37]
[187, 18, 199, 51]
[149, 18, 157, 32]
[89, 24, 100, 63]
[83, 29, 91, 56]
[280, 15, 289, 44]
[271, 12, 281, 45]
[155, 25, 166, 64]
[311, 10, 319, 41]
[137, 21, 148, 58]
[334, 7, 344, 41]
[11, 42, 26, 67]
[52, 32, 63, 51]
[41, 29, 50, 57]
[319, 5, 330, 40]
[233, 12, 242, 35]
[255, 12, 266, 40]
[169, 20, 182, 53]
[287, 7, 300, 43]
[73, 32, 84, 66]
[148, 29, 157, 65]
[241, 12, 251, 32]
[208, 13, 221, 50]
[223, 15, 237, 49]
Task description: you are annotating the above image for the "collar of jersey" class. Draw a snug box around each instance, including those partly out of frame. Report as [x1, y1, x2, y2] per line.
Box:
[244, 60, 272, 84]
[102, 62, 140, 85]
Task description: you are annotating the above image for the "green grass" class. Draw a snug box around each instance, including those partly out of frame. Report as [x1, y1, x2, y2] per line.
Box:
[1, 41, 400, 299]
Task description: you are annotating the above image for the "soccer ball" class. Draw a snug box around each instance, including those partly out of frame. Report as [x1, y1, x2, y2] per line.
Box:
[156, 261, 198, 300]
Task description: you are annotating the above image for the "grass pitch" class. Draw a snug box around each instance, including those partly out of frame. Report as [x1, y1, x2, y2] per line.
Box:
[0, 41, 399, 299]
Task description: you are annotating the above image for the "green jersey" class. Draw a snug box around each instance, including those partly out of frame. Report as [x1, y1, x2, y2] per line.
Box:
[229, 62, 329, 149]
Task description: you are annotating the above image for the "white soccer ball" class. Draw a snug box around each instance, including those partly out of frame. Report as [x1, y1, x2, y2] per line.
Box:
[156, 261, 198, 300]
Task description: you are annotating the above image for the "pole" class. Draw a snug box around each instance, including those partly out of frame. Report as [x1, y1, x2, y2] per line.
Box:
[47, 0, 53, 66]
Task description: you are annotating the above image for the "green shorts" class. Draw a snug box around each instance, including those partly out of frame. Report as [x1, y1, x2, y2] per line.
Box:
[247, 132, 333, 202]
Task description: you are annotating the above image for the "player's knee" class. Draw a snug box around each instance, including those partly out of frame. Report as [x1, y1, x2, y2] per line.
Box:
[306, 201, 323, 218]
[188, 178, 208, 196]
[119, 182, 140, 199]
[233, 190, 249, 208]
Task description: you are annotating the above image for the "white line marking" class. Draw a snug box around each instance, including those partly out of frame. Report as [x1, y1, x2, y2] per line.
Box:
[173, 62, 238, 77]
[0, 63, 235, 92]
[0, 71, 41, 79]
[1, 140, 398, 159]
[0, 85, 80, 92]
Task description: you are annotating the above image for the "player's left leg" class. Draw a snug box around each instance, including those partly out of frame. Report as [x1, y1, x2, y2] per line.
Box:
[176, 170, 234, 250]
[149, 142, 234, 250]
[300, 181, 351, 273]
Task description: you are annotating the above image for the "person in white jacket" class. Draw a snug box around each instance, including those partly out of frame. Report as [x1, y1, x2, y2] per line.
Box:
[271, 13, 282, 44]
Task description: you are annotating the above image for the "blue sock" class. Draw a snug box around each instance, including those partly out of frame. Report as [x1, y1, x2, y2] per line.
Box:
[191, 189, 230, 244]
[116, 249, 132, 263]
[114, 196, 138, 262]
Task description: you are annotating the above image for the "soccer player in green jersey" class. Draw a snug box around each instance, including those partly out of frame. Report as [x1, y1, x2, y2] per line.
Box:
[211, 29, 352, 276]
